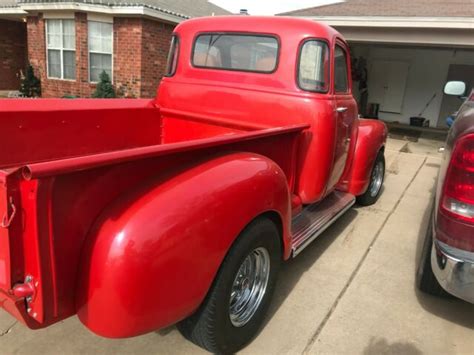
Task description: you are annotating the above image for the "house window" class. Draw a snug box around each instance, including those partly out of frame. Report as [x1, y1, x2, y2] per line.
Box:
[46, 19, 76, 80]
[88, 21, 113, 82]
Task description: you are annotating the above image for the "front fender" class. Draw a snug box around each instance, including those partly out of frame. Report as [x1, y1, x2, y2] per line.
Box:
[346, 119, 387, 196]
[75, 152, 291, 338]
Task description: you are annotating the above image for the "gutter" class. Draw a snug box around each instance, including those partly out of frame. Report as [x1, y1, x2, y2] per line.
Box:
[1, 2, 189, 23]
[0, 6, 27, 14]
[294, 16, 474, 29]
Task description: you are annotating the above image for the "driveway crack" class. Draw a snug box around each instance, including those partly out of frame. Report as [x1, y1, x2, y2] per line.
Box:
[302, 157, 427, 354]
[0, 321, 17, 337]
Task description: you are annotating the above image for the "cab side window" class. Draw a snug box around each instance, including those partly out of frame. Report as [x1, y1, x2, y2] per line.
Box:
[334, 45, 349, 93]
[298, 40, 329, 93]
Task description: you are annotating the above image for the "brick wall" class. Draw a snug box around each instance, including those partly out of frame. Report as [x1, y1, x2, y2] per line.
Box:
[114, 18, 143, 98]
[0, 19, 27, 90]
[26, 13, 175, 98]
[26, 15, 45, 83]
[114, 18, 175, 98]
[141, 19, 174, 98]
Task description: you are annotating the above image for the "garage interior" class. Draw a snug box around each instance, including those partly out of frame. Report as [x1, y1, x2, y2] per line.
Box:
[351, 43, 474, 128]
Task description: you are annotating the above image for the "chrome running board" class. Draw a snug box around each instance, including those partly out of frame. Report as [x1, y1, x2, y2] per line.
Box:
[291, 191, 355, 257]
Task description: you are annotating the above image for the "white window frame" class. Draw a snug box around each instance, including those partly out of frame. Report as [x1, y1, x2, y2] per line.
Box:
[88, 20, 114, 83]
[45, 19, 76, 81]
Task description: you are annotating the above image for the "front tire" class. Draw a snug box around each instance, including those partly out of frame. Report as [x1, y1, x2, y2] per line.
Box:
[357, 150, 385, 206]
[178, 218, 281, 353]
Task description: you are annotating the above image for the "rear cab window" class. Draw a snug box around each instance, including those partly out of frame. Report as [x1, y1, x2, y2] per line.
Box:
[192, 34, 279, 73]
[297, 40, 330, 93]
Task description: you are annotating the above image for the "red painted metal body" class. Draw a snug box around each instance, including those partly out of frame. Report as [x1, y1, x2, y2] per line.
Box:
[76, 152, 293, 337]
[0, 16, 386, 337]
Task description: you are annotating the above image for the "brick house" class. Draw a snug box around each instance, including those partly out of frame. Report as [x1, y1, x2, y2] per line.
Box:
[0, 0, 229, 98]
[280, 0, 474, 128]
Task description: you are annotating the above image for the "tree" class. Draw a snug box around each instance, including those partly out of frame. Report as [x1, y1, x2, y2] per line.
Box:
[19, 64, 41, 98]
[92, 71, 116, 98]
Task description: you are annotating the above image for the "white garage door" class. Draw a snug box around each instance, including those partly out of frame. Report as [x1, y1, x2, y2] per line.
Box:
[369, 60, 410, 114]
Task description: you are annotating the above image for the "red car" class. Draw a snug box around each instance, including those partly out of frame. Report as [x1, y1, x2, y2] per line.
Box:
[417, 81, 474, 304]
[0, 17, 386, 352]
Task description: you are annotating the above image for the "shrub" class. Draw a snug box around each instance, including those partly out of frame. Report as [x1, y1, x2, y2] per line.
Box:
[20, 65, 41, 98]
[92, 71, 116, 98]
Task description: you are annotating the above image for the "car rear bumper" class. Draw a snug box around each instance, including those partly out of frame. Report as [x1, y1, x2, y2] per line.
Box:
[431, 240, 474, 304]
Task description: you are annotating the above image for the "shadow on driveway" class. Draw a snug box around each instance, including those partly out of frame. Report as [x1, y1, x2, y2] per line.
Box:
[262, 208, 359, 328]
[363, 336, 422, 355]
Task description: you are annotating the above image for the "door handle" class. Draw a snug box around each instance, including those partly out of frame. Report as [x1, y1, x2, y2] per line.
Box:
[336, 107, 348, 113]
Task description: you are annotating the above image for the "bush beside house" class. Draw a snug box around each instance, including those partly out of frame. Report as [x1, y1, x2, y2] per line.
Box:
[19, 64, 41, 97]
[92, 71, 116, 98]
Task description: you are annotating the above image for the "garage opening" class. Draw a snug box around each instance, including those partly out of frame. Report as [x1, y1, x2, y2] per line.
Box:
[350, 43, 474, 128]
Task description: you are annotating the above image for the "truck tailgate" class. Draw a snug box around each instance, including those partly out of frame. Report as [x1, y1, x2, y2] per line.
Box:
[0, 171, 12, 291]
[0, 169, 45, 329]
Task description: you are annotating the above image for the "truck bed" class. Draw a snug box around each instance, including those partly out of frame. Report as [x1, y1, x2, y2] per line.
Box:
[0, 99, 286, 175]
[0, 99, 308, 328]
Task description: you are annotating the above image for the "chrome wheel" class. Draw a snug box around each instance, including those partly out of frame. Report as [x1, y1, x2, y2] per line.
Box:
[229, 247, 270, 327]
[369, 159, 384, 197]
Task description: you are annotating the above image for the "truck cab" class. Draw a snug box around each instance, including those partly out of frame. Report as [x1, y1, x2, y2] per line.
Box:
[158, 16, 386, 205]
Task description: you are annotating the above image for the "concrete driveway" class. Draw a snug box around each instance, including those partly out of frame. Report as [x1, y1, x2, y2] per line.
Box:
[1, 132, 473, 354]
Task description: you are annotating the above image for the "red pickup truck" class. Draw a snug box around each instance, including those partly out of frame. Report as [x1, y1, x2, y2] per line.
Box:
[0, 16, 386, 352]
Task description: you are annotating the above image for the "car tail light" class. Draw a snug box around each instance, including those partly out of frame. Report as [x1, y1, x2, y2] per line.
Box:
[438, 133, 474, 251]
[441, 133, 474, 223]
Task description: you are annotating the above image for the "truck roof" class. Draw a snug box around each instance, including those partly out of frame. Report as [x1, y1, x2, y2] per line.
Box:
[174, 15, 343, 43]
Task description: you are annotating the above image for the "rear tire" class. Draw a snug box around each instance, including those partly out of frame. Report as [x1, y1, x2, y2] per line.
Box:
[178, 218, 281, 354]
[416, 211, 451, 297]
[357, 150, 385, 206]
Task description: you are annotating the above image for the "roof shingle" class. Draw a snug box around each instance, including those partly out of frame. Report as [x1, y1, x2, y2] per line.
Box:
[280, 0, 474, 17]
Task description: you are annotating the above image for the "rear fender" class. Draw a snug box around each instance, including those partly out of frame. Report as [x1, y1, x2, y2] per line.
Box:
[345, 119, 387, 196]
[75, 152, 291, 338]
